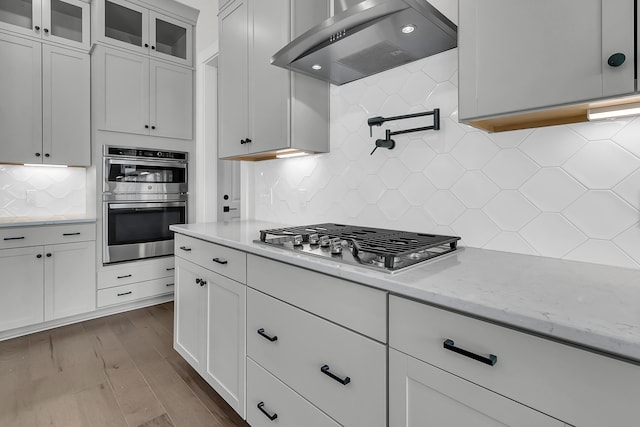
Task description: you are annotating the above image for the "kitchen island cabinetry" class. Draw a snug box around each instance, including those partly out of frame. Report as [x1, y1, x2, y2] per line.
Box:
[0, 223, 96, 333]
[218, 0, 329, 160]
[92, 45, 193, 140]
[459, 0, 636, 131]
[246, 254, 387, 427]
[389, 295, 640, 427]
[0, 31, 89, 166]
[174, 234, 246, 417]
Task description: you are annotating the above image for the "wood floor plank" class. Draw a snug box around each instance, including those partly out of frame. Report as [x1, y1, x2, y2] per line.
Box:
[76, 382, 128, 427]
[0, 302, 246, 427]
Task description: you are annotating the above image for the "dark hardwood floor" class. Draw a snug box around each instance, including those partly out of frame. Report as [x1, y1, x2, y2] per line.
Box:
[0, 302, 250, 427]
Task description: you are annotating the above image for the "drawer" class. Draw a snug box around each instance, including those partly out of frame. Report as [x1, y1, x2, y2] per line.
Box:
[175, 234, 246, 283]
[247, 357, 340, 427]
[247, 288, 386, 427]
[0, 223, 96, 249]
[97, 277, 175, 308]
[247, 254, 387, 342]
[98, 256, 175, 289]
[389, 295, 640, 427]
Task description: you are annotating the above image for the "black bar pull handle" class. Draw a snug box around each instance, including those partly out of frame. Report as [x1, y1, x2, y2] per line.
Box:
[117, 274, 132, 279]
[257, 328, 278, 342]
[117, 291, 132, 297]
[166, 283, 174, 287]
[179, 246, 191, 252]
[166, 267, 175, 271]
[4, 236, 25, 241]
[443, 339, 497, 366]
[63, 232, 81, 236]
[257, 402, 277, 421]
[212, 257, 228, 265]
[321, 364, 351, 385]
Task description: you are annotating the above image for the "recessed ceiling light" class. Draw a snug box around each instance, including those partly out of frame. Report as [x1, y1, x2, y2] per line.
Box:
[401, 25, 416, 34]
[312, 64, 322, 70]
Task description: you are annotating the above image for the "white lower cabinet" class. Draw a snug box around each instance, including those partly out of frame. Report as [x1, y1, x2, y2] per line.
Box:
[0, 246, 45, 331]
[0, 223, 96, 333]
[174, 240, 246, 418]
[246, 357, 340, 427]
[246, 270, 387, 427]
[389, 349, 564, 427]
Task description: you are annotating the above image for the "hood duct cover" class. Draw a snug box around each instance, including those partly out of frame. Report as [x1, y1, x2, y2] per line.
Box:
[271, 0, 457, 86]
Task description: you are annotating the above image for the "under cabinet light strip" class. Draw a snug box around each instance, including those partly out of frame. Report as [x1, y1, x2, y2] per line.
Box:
[587, 102, 640, 120]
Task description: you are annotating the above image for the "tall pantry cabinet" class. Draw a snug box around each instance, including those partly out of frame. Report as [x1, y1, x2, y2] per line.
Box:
[0, 0, 90, 166]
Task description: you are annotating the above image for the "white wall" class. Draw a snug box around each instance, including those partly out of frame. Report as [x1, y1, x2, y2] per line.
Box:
[251, 48, 640, 270]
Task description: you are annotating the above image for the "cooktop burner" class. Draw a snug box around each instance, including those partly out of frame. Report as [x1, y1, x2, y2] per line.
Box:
[255, 223, 460, 273]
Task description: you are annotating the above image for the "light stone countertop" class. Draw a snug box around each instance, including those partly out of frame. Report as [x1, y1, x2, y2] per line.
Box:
[170, 220, 640, 363]
[0, 215, 97, 228]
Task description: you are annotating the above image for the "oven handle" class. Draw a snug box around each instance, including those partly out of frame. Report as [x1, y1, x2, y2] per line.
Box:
[105, 158, 187, 169]
[108, 202, 186, 210]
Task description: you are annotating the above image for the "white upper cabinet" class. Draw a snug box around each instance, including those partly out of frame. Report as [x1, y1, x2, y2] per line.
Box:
[95, 0, 193, 66]
[0, 0, 90, 50]
[218, 0, 329, 160]
[0, 31, 89, 166]
[93, 45, 193, 140]
[459, 0, 636, 130]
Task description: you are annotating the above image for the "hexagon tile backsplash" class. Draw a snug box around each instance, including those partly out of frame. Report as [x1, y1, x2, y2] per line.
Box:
[0, 165, 86, 217]
[253, 48, 640, 270]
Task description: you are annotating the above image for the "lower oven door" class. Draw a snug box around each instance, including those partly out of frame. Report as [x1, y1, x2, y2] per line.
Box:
[104, 200, 186, 264]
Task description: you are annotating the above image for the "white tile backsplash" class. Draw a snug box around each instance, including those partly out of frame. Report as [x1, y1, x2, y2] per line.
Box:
[253, 49, 640, 270]
[0, 165, 86, 218]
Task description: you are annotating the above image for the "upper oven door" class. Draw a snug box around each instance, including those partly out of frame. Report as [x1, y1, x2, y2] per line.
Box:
[104, 158, 188, 195]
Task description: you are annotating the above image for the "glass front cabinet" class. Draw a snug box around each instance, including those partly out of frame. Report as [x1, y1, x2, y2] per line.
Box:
[97, 0, 192, 66]
[0, 0, 90, 50]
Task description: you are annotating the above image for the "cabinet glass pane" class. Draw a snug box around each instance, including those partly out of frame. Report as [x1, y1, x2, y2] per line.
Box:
[156, 18, 186, 59]
[50, 0, 83, 43]
[0, 0, 32, 30]
[105, 0, 143, 47]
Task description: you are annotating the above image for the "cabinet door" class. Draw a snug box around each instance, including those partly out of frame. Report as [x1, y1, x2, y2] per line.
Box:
[202, 272, 246, 417]
[218, 0, 249, 159]
[99, 0, 149, 55]
[150, 60, 193, 140]
[44, 241, 95, 321]
[459, 0, 635, 120]
[389, 349, 565, 427]
[0, 32, 42, 164]
[94, 46, 150, 135]
[249, 0, 289, 154]
[0, 247, 44, 332]
[150, 11, 192, 67]
[42, 44, 90, 166]
[0, 0, 41, 38]
[42, 0, 90, 50]
[174, 257, 206, 370]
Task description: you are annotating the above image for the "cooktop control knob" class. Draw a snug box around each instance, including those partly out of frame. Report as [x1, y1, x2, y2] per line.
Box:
[330, 238, 343, 255]
[309, 233, 320, 245]
[319, 236, 331, 247]
[293, 234, 303, 246]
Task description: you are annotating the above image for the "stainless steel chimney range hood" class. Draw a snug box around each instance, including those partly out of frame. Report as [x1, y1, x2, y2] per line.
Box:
[271, 0, 457, 86]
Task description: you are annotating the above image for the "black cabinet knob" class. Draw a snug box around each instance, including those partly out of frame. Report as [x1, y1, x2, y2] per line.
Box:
[46, 253, 52, 257]
[44, 28, 49, 33]
[34, 26, 40, 31]
[36, 254, 42, 259]
[151, 46, 156, 50]
[145, 125, 149, 129]
[151, 125, 156, 130]
[44, 153, 50, 158]
[145, 43, 149, 47]
[608, 53, 626, 67]
[35, 153, 41, 157]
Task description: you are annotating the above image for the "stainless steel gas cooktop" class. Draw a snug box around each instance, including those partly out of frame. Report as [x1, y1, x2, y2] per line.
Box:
[255, 223, 461, 273]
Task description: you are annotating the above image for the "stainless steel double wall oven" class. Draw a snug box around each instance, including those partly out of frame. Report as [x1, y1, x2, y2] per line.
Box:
[103, 146, 188, 264]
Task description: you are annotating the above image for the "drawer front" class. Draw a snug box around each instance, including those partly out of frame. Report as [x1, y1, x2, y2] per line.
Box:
[175, 234, 246, 283]
[389, 295, 640, 427]
[247, 357, 341, 427]
[98, 256, 175, 289]
[247, 254, 387, 342]
[0, 223, 95, 249]
[97, 277, 175, 308]
[247, 288, 386, 427]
